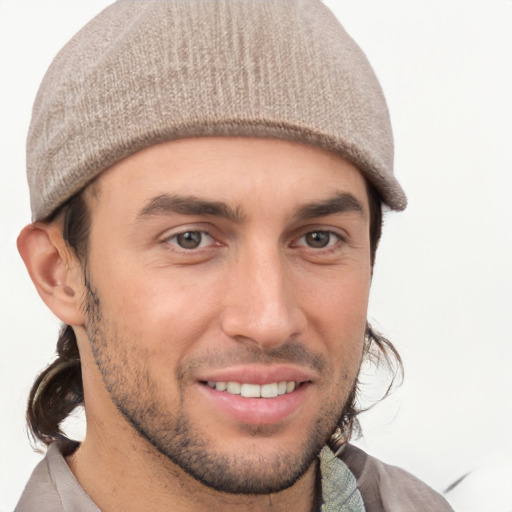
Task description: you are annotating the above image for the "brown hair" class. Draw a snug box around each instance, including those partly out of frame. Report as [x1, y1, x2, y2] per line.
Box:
[26, 183, 402, 446]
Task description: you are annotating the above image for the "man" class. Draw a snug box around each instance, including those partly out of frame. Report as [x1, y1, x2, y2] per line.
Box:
[14, 1, 453, 510]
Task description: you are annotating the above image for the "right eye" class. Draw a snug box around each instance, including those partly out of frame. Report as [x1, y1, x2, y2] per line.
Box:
[295, 230, 342, 249]
[165, 231, 215, 250]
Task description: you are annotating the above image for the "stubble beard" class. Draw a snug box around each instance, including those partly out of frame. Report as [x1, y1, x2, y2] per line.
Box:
[83, 281, 360, 495]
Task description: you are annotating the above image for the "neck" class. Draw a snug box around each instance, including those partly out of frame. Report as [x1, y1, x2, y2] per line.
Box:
[67, 430, 319, 512]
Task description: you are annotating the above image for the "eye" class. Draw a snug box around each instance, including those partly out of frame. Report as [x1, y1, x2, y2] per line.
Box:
[295, 230, 340, 249]
[166, 231, 215, 250]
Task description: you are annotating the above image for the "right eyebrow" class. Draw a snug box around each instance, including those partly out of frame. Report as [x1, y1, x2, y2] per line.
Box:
[136, 194, 246, 223]
[293, 192, 366, 222]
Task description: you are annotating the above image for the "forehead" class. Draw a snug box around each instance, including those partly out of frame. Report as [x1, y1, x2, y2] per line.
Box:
[88, 137, 370, 219]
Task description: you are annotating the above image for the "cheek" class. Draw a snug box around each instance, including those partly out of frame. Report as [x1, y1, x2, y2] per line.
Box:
[90, 258, 225, 352]
[303, 264, 370, 323]
[298, 266, 370, 361]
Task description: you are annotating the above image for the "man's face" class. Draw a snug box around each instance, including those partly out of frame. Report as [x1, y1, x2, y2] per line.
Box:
[77, 137, 372, 494]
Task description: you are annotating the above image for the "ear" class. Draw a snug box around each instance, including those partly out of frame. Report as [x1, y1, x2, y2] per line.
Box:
[17, 223, 85, 326]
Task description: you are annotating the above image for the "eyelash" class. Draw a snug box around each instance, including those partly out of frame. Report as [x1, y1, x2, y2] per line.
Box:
[293, 230, 343, 251]
[163, 229, 344, 253]
[164, 231, 216, 251]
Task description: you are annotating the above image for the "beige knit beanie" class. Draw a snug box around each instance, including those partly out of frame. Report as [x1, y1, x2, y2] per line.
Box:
[27, 0, 407, 221]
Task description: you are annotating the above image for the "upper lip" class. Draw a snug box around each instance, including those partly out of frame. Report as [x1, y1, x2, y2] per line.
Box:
[197, 365, 316, 385]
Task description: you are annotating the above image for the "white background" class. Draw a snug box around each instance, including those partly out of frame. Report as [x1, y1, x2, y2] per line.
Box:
[1, 1, 511, 510]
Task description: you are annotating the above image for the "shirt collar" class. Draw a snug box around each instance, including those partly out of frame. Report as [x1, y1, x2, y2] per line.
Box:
[319, 447, 365, 511]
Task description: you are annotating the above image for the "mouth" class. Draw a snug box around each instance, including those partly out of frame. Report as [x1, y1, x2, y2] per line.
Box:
[195, 364, 316, 425]
[196, 369, 313, 425]
[201, 380, 305, 398]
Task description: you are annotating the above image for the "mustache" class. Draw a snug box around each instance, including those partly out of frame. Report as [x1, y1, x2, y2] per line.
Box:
[177, 340, 327, 381]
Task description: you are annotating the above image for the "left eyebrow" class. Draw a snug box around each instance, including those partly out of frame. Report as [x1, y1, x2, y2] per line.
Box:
[136, 194, 245, 223]
[293, 192, 365, 222]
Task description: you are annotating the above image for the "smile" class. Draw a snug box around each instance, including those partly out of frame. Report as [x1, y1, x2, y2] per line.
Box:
[198, 372, 312, 424]
[205, 381, 298, 398]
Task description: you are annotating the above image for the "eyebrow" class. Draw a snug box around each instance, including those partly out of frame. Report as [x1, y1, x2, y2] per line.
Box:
[136, 191, 365, 224]
[293, 192, 365, 222]
[137, 194, 245, 223]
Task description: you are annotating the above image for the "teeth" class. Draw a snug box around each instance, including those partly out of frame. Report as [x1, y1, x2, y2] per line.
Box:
[216, 381, 227, 392]
[241, 383, 260, 398]
[226, 382, 241, 394]
[207, 380, 299, 398]
[261, 383, 278, 398]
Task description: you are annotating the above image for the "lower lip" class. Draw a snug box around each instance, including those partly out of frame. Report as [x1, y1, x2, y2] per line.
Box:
[197, 383, 310, 425]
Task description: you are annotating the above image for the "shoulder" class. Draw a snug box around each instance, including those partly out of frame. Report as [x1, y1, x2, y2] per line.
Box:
[15, 441, 99, 512]
[340, 444, 454, 512]
[14, 449, 63, 512]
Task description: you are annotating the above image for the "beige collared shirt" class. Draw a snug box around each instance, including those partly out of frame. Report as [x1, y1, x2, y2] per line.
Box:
[15, 442, 453, 512]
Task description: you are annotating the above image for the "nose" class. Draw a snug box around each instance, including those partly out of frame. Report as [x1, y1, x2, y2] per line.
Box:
[220, 246, 306, 349]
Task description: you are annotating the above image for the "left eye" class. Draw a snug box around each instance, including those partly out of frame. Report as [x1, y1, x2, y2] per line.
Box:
[167, 231, 214, 250]
[296, 231, 340, 249]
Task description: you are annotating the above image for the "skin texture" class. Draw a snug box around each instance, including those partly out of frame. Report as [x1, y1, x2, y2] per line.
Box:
[20, 137, 372, 512]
